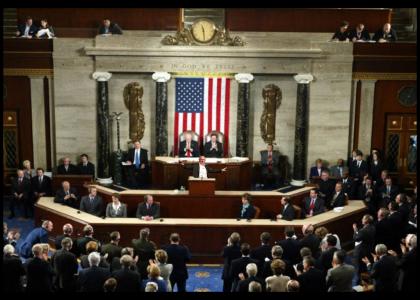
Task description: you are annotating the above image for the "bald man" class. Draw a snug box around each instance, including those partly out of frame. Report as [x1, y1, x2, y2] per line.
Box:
[57, 157, 79, 175]
[373, 23, 397, 42]
[54, 181, 79, 208]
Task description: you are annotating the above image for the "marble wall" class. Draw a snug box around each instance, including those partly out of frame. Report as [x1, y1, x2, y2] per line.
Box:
[51, 32, 354, 179]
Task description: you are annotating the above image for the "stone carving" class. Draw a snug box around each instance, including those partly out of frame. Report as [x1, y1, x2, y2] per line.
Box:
[260, 84, 282, 145]
[123, 82, 145, 142]
[162, 26, 245, 46]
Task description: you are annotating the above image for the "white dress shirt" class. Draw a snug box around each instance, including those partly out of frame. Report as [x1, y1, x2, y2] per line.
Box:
[199, 164, 208, 178]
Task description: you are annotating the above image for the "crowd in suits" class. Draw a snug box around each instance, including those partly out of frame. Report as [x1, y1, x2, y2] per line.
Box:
[331, 21, 398, 42]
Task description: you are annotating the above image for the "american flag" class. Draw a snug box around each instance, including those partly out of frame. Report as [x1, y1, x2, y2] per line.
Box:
[174, 77, 231, 156]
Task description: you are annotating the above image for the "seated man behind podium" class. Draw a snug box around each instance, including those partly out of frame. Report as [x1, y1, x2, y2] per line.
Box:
[98, 19, 123, 35]
[105, 193, 127, 218]
[78, 154, 95, 177]
[136, 195, 160, 220]
[183, 155, 226, 178]
[239, 193, 256, 219]
[54, 181, 79, 208]
[260, 144, 281, 187]
[57, 157, 79, 175]
[80, 186, 104, 217]
[125, 140, 149, 188]
[16, 16, 38, 38]
[204, 133, 223, 158]
[179, 132, 199, 157]
[303, 189, 325, 218]
[329, 182, 347, 209]
[277, 197, 295, 221]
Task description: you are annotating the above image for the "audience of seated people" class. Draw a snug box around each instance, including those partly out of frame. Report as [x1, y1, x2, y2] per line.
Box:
[331, 21, 398, 43]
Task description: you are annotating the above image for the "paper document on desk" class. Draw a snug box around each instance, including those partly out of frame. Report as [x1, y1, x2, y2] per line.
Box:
[229, 157, 249, 162]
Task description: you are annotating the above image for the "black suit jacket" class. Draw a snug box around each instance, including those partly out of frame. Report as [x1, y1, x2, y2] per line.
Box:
[278, 238, 301, 265]
[316, 247, 338, 274]
[25, 257, 54, 292]
[378, 185, 399, 203]
[179, 140, 200, 157]
[112, 268, 141, 292]
[51, 248, 79, 291]
[373, 28, 397, 42]
[78, 266, 111, 292]
[136, 202, 160, 219]
[236, 275, 265, 292]
[79, 195, 103, 217]
[222, 244, 242, 280]
[3, 254, 25, 292]
[353, 224, 376, 261]
[374, 218, 392, 247]
[348, 28, 371, 41]
[31, 175, 52, 196]
[101, 243, 122, 263]
[369, 161, 383, 182]
[309, 166, 328, 179]
[341, 177, 355, 199]
[331, 30, 349, 41]
[98, 23, 123, 35]
[280, 204, 295, 221]
[388, 211, 405, 244]
[369, 255, 398, 292]
[57, 164, 79, 175]
[330, 191, 346, 208]
[191, 163, 221, 178]
[17, 24, 38, 37]
[163, 243, 191, 281]
[318, 178, 336, 204]
[229, 256, 259, 291]
[303, 197, 325, 216]
[132, 239, 157, 279]
[11, 177, 31, 198]
[297, 267, 327, 292]
[54, 187, 79, 208]
[54, 234, 77, 255]
[76, 236, 101, 257]
[204, 141, 223, 158]
[299, 234, 321, 258]
[250, 244, 272, 272]
[358, 184, 376, 203]
[349, 160, 368, 181]
[238, 204, 256, 219]
[126, 148, 148, 169]
[77, 162, 95, 177]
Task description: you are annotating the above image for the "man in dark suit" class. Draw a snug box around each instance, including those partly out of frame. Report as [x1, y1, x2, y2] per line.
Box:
[303, 189, 325, 217]
[31, 168, 52, 201]
[19, 220, 53, 259]
[349, 151, 368, 183]
[330, 182, 347, 208]
[3, 244, 26, 292]
[132, 228, 157, 280]
[352, 214, 376, 277]
[76, 225, 101, 257]
[318, 170, 336, 207]
[179, 132, 199, 157]
[363, 244, 398, 292]
[238, 193, 256, 219]
[331, 21, 349, 41]
[387, 201, 405, 253]
[183, 155, 226, 178]
[377, 177, 399, 208]
[326, 250, 355, 292]
[297, 256, 326, 292]
[298, 224, 320, 258]
[236, 262, 265, 292]
[79, 186, 103, 217]
[57, 157, 79, 175]
[98, 19, 123, 35]
[51, 237, 78, 292]
[222, 232, 242, 292]
[316, 234, 338, 275]
[163, 233, 191, 292]
[250, 232, 272, 272]
[16, 16, 38, 38]
[341, 171, 355, 199]
[77, 153, 95, 177]
[390, 234, 416, 292]
[348, 23, 371, 42]
[55, 223, 77, 254]
[374, 208, 392, 248]
[358, 176, 377, 215]
[25, 244, 54, 292]
[78, 252, 111, 292]
[260, 144, 282, 187]
[204, 133, 223, 158]
[277, 197, 295, 221]
[101, 231, 122, 264]
[229, 243, 259, 292]
[309, 159, 327, 181]
[10, 169, 32, 218]
[112, 255, 141, 292]
[54, 181, 79, 208]
[277, 227, 300, 265]
[125, 140, 149, 188]
[373, 23, 398, 42]
[136, 194, 160, 220]
[330, 158, 348, 178]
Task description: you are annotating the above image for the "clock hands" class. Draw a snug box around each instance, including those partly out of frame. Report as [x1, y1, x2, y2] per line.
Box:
[201, 25, 205, 40]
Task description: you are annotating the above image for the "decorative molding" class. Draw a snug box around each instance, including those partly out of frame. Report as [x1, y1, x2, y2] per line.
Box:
[294, 74, 314, 84]
[173, 72, 235, 78]
[162, 27, 245, 46]
[152, 72, 171, 83]
[3, 68, 53, 76]
[353, 72, 416, 81]
[92, 72, 112, 82]
[235, 73, 254, 83]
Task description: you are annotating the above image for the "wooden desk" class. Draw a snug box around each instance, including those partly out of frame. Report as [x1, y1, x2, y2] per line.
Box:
[151, 157, 252, 190]
[92, 184, 312, 219]
[35, 197, 367, 263]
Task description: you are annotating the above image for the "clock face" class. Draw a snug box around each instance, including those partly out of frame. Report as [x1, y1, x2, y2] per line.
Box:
[191, 19, 216, 43]
[398, 86, 417, 107]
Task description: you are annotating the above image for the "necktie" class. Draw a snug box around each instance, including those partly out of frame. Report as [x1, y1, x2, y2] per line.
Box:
[135, 150, 140, 169]
[387, 186, 390, 194]
[39, 176, 42, 184]
[339, 167, 343, 177]
[309, 198, 315, 211]
[186, 142, 191, 157]
[357, 161, 361, 168]
[147, 204, 150, 210]
[65, 166, 68, 172]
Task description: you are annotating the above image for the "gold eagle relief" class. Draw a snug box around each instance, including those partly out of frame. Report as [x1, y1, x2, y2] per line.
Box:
[123, 82, 145, 143]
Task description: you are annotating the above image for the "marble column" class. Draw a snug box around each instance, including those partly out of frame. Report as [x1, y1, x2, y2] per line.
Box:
[358, 80, 377, 155]
[291, 74, 314, 186]
[235, 73, 254, 157]
[152, 72, 171, 156]
[92, 72, 112, 178]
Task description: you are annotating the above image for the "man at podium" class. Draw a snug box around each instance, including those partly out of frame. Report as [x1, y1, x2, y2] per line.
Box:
[184, 156, 227, 178]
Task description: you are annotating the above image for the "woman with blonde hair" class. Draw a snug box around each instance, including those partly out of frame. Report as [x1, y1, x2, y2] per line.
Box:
[22, 160, 35, 179]
[153, 249, 173, 291]
[141, 264, 168, 292]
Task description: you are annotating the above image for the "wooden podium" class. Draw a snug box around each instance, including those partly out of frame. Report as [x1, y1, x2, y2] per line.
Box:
[188, 176, 216, 196]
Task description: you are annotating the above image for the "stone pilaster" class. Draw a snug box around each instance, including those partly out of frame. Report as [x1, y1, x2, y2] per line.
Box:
[92, 72, 112, 178]
[235, 73, 254, 157]
[152, 72, 171, 156]
[291, 74, 314, 186]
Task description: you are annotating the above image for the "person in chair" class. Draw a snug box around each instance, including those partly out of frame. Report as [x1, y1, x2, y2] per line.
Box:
[57, 157, 79, 175]
[136, 195, 160, 220]
[260, 144, 282, 187]
[330, 182, 347, 209]
[277, 197, 295, 221]
[179, 132, 199, 158]
[303, 189, 325, 218]
[239, 193, 256, 219]
[54, 181, 79, 209]
[98, 19, 123, 35]
[182, 156, 226, 179]
[78, 154, 95, 177]
[80, 186, 104, 217]
[105, 193, 127, 218]
[204, 133, 223, 158]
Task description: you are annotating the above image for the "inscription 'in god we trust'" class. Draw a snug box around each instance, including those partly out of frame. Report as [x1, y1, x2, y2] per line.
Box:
[170, 63, 235, 71]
